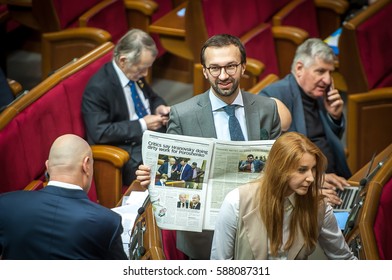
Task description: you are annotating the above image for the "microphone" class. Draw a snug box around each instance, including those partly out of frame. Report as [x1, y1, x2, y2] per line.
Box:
[260, 128, 269, 140]
[138, 206, 145, 215]
[359, 160, 385, 187]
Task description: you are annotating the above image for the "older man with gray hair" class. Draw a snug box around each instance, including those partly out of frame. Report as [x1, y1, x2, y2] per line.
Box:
[259, 38, 351, 206]
[82, 29, 170, 186]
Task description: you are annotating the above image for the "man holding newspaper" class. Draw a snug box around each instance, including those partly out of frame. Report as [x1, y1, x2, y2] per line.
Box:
[136, 34, 287, 260]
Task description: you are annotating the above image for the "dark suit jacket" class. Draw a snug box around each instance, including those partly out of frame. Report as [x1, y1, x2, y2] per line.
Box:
[0, 186, 127, 259]
[177, 201, 189, 208]
[82, 61, 166, 184]
[190, 202, 201, 210]
[259, 74, 351, 178]
[180, 164, 193, 181]
[168, 90, 281, 140]
[158, 161, 177, 176]
[167, 90, 281, 260]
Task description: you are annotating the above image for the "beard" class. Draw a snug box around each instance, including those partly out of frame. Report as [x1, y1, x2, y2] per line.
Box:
[211, 77, 239, 97]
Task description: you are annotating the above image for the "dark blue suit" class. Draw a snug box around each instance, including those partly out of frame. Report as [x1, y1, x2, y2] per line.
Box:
[259, 74, 351, 178]
[0, 186, 127, 259]
[180, 164, 193, 181]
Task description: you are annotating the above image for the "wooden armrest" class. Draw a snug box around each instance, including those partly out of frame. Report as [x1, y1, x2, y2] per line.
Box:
[271, 26, 309, 45]
[123, 0, 158, 31]
[24, 180, 44, 191]
[124, 0, 158, 16]
[91, 144, 130, 168]
[78, 0, 120, 27]
[314, 0, 349, 15]
[7, 78, 23, 97]
[245, 58, 265, 77]
[271, 26, 308, 77]
[41, 27, 111, 79]
[248, 74, 279, 94]
[91, 144, 130, 208]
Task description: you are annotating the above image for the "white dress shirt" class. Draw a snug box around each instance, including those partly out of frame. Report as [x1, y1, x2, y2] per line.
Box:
[209, 89, 248, 141]
[112, 60, 150, 131]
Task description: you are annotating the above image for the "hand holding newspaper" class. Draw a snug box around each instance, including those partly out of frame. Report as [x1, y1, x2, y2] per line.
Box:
[142, 131, 274, 232]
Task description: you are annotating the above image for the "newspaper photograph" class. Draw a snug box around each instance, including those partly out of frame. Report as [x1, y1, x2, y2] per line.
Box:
[142, 130, 274, 232]
[142, 131, 214, 232]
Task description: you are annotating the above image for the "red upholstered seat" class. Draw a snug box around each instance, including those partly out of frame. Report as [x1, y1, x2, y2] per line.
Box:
[0, 42, 128, 208]
[374, 178, 392, 260]
[273, 0, 319, 37]
[338, 0, 392, 94]
[52, 0, 102, 29]
[355, 3, 392, 90]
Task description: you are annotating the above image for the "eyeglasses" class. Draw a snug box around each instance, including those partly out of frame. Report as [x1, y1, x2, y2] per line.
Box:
[205, 63, 241, 77]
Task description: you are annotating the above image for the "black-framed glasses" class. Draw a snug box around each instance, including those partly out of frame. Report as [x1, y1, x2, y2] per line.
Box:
[205, 63, 241, 77]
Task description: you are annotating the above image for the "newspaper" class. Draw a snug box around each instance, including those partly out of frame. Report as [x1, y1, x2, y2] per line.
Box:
[142, 130, 274, 232]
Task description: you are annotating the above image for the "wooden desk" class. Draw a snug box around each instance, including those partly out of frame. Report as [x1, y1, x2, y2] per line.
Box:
[149, 2, 192, 60]
[348, 143, 392, 186]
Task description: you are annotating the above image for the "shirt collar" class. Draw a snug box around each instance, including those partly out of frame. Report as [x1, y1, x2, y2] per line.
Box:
[48, 180, 83, 191]
[209, 89, 244, 112]
[112, 60, 130, 88]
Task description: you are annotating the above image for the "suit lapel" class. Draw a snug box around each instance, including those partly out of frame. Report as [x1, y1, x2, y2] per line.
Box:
[196, 92, 217, 138]
[107, 63, 130, 119]
[287, 225, 306, 259]
[242, 207, 268, 259]
[288, 75, 307, 135]
[243, 93, 260, 140]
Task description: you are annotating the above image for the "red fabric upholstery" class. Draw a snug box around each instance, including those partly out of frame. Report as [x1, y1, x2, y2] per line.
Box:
[161, 230, 187, 260]
[242, 23, 279, 77]
[255, 0, 292, 22]
[53, 0, 102, 29]
[0, 50, 112, 202]
[200, 0, 279, 78]
[356, 2, 392, 90]
[202, 0, 259, 38]
[82, 0, 128, 43]
[277, 0, 319, 37]
[374, 178, 392, 260]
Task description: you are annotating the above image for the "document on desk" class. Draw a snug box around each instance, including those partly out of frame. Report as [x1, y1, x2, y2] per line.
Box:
[111, 190, 149, 258]
[142, 130, 274, 232]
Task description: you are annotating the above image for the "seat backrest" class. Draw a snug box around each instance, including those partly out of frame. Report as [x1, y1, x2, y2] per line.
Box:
[339, 0, 392, 94]
[347, 87, 392, 174]
[273, 0, 319, 37]
[346, 150, 392, 259]
[374, 175, 392, 259]
[0, 42, 114, 196]
[185, 0, 279, 77]
[357, 151, 392, 260]
[78, 0, 128, 43]
[32, 0, 102, 32]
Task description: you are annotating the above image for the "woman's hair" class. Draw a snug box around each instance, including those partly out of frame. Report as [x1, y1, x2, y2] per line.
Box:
[113, 28, 158, 64]
[291, 38, 335, 74]
[200, 34, 246, 67]
[258, 132, 327, 256]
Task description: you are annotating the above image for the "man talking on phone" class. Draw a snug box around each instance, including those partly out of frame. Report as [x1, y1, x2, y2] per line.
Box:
[259, 38, 351, 205]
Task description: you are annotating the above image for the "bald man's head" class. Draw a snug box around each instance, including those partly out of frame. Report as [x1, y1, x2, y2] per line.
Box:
[46, 134, 93, 191]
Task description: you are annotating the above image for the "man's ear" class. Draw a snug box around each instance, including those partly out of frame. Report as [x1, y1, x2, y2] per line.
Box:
[241, 63, 246, 75]
[82, 156, 91, 176]
[202, 67, 208, 79]
[295, 61, 304, 78]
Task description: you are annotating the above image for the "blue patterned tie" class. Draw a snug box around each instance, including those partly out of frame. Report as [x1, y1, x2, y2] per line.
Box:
[129, 80, 147, 118]
[223, 105, 245, 141]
